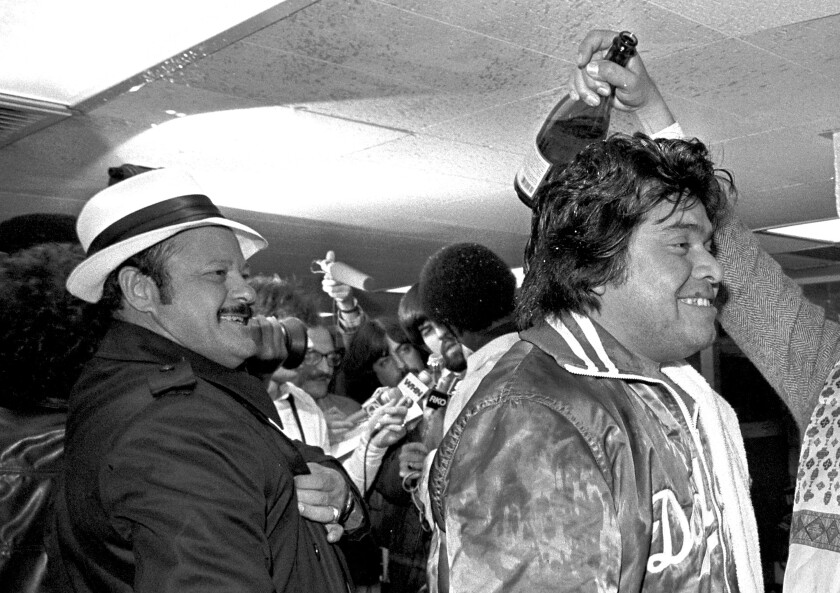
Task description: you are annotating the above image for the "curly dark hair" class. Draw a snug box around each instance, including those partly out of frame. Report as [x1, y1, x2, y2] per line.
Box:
[249, 274, 321, 327]
[517, 133, 734, 328]
[0, 243, 111, 410]
[419, 243, 516, 333]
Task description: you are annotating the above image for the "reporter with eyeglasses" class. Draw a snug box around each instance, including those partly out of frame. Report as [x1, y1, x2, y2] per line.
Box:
[249, 275, 408, 493]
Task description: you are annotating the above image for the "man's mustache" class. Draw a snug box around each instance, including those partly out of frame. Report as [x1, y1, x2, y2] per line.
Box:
[218, 304, 253, 321]
[307, 372, 332, 381]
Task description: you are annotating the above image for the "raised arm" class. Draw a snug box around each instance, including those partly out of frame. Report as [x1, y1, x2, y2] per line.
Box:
[574, 28, 838, 431]
[320, 250, 368, 350]
[570, 28, 676, 136]
[716, 211, 840, 431]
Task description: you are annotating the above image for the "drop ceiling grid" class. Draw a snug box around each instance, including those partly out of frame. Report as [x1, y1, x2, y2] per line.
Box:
[644, 0, 840, 36]
[374, 0, 727, 60]
[245, 0, 573, 93]
[342, 132, 519, 184]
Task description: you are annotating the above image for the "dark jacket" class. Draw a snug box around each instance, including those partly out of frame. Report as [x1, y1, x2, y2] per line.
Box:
[51, 321, 363, 593]
[429, 314, 743, 593]
[0, 406, 66, 592]
[367, 427, 430, 593]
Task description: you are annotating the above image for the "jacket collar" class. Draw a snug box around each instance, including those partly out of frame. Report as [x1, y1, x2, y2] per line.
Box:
[521, 312, 662, 380]
[522, 313, 700, 439]
[96, 320, 278, 422]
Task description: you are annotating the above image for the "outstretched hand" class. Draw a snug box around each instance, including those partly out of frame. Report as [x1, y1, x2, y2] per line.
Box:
[365, 399, 409, 449]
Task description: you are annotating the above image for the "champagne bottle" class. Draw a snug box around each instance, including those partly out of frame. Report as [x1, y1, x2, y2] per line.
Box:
[514, 31, 638, 209]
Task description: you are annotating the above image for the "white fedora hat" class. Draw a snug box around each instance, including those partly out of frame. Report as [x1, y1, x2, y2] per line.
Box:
[66, 168, 267, 303]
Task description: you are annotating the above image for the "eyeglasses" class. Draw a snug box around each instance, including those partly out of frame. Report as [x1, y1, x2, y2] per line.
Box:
[303, 348, 344, 368]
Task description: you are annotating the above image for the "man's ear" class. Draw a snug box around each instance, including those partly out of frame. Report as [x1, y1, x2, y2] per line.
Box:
[118, 267, 161, 314]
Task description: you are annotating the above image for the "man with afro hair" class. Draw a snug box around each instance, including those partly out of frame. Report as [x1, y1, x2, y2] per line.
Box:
[417, 242, 520, 593]
[418, 242, 519, 433]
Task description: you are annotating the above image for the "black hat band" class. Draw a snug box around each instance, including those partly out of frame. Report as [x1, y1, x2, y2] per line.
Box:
[87, 194, 224, 256]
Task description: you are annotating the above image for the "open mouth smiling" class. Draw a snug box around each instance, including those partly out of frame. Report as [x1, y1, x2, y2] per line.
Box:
[218, 305, 253, 325]
[677, 297, 713, 307]
[219, 314, 249, 325]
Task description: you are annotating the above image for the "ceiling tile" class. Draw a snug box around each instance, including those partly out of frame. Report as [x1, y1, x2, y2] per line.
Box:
[345, 134, 518, 185]
[651, 36, 838, 129]
[742, 14, 840, 86]
[659, 94, 770, 141]
[421, 90, 560, 154]
[648, 0, 840, 36]
[713, 126, 834, 188]
[245, 0, 566, 94]
[377, 0, 726, 59]
[176, 40, 428, 105]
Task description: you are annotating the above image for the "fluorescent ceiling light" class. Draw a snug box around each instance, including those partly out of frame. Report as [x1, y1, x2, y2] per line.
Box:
[0, 0, 305, 106]
[760, 219, 840, 243]
[116, 106, 487, 224]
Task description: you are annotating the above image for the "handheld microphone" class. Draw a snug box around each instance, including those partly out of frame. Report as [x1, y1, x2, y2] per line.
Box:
[311, 251, 377, 292]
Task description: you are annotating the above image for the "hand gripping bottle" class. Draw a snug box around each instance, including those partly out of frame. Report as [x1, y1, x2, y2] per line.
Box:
[514, 31, 638, 209]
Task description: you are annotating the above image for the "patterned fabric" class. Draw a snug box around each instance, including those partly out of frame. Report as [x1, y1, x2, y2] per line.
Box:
[781, 361, 840, 591]
[795, 365, 840, 512]
[789, 510, 840, 551]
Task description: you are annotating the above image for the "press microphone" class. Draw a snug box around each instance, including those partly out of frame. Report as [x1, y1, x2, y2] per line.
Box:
[311, 250, 377, 292]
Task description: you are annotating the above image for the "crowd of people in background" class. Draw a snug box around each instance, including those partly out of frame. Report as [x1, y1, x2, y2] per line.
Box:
[4, 25, 840, 593]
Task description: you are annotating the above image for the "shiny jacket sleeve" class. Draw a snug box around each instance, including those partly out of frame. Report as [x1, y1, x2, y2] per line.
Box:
[100, 395, 299, 593]
[716, 212, 840, 431]
[443, 398, 621, 593]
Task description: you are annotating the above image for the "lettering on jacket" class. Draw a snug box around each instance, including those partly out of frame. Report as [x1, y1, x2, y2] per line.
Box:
[647, 456, 719, 576]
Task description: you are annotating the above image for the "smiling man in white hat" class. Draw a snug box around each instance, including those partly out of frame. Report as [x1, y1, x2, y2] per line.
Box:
[51, 168, 365, 593]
